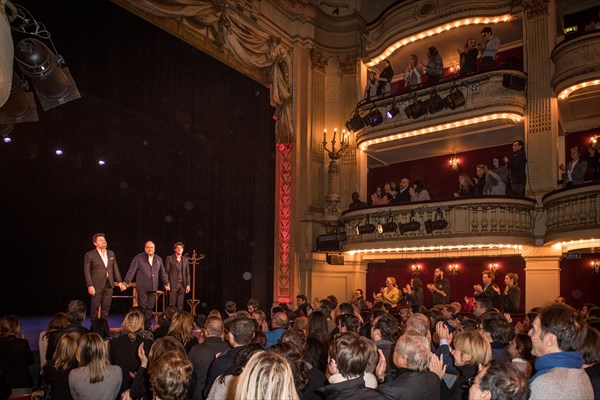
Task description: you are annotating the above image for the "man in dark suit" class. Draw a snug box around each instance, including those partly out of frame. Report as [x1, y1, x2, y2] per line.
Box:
[121, 241, 170, 328]
[474, 270, 501, 310]
[165, 241, 190, 310]
[83, 233, 123, 325]
[392, 177, 412, 203]
[560, 146, 588, 187]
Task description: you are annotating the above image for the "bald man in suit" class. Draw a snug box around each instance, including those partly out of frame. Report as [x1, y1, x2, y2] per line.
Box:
[83, 233, 123, 325]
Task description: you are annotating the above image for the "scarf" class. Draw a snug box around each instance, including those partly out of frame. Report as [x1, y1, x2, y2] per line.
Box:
[530, 351, 584, 382]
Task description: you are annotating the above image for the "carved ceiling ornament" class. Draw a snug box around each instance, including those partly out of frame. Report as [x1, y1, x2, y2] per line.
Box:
[124, 0, 293, 144]
[522, 0, 549, 20]
[311, 48, 330, 72]
[338, 54, 358, 75]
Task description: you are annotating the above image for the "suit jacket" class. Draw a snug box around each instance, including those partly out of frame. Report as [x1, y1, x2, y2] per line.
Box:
[563, 159, 587, 186]
[391, 188, 411, 203]
[188, 337, 230, 400]
[84, 249, 122, 289]
[165, 254, 190, 288]
[124, 253, 169, 292]
[475, 283, 501, 309]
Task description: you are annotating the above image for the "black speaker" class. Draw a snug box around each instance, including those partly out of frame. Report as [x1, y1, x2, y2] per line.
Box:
[326, 254, 345, 265]
[502, 74, 526, 91]
[316, 233, 346, 251]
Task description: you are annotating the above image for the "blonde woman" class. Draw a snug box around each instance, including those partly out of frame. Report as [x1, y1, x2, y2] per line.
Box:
[68, 333, 122, 400]
[446, 329, 492, 399]
[167, 311, 199, 353]
[378, 276, 401, 308]
[109, 310, 153, 396]
[43, 332, 80, 400]
[234, 350, 299, 400]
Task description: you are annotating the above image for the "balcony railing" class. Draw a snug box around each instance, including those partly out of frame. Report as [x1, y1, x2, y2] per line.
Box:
[542, 183, 600, 244]
[340, 196, 537, 250]
[551, 31, 600, 96]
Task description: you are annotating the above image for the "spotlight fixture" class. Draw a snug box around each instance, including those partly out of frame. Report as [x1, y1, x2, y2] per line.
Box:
[398, 213, 420, 234]
[356, 216, 376, 235]
[411, 264, 421, 276]
[404, 96, 427, 119]
[1, 123, 14, 143]
[425, 90, 445, 114]
[443, 87, 465, 110]
[424, 208, 448, 234]
[0, 73, 39, 124]
[345, 112, 365, 132]
[377, 213, 398, 234]
[386, 104, 400, 119]
[363, 108, 383, 127]
[55, 149, 63, 156]
[98, 160, 106, 166]
[448, 263, 459, 276]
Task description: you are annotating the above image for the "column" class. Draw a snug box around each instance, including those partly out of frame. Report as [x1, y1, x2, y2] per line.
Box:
[523, 247, 562, 311]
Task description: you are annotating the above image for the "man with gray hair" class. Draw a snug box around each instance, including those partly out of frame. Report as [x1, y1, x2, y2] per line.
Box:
[188, 316, 230, 399]
[266, 311, 288, 348]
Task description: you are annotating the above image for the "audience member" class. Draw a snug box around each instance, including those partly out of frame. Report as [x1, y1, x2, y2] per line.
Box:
[560, 145, 587, 187]
[43, 332, 80, 400]
[247, 298, 260, 314]
[148, 352, 193, 400]
[371, 314, 400, 372]
[167, 310, 199, 353]
[234, 350, 300, 400]
[377, 59, 394, 97]
[454, 173, 476, 197]
[351, 289, 367, 310]
[474, 165, 487, 194]
[391, 178, 411, 203]
[588, 141, 600, 181]
[403, 277, 424, 313]
[478, 27, 500, 67]
[0, 315, 35, 396]
[479, 312, 515, 361]
[504, 140, 527, 196]
[39, 312, 69, 369]
[508, 333, 534, 378]
[486, 156, 508, 195]
[364, 71, 378, 100]
[469, 359, 531, 400]
[581, 326, 600, 399]
[269, 342, 313, 397]
[47, 300, 90, 362]
[404, 54, 423, 89]
[500, 273, 521, 314]
[266, 312, 289, 348]
[474, 271, 501, 310]
[376, 276, 401, 308]
[528, 303, 593, 399]
[153, 306, 176, 340]
[206, 343, 263, 400]
[427, 267, 451, 306]
[69, 333, 122, 400]
[425, 46, 444, 84]
[409, 179, 430, 201]
[348, 191, 367, 210]
[473, 298, 494, 318]
[296, 294, 311, 318]
[371, 186, 389, 205]
[458, 37, 478, 74]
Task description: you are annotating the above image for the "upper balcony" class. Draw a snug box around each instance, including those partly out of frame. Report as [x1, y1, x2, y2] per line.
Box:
[339, 195, 537, 255]
[542, 182, 600, 245]
[551, 30, 600, 134]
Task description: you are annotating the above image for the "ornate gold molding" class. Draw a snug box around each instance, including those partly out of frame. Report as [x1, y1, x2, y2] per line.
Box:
[522, 0, 549, 20]
[311, 48, 330, 72]
[338, 54, 357, 75]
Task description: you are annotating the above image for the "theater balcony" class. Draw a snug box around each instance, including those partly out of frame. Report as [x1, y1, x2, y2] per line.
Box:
[552, 30, 600, 133]
[339, 195, 536, 255]
[542, 182, 600, 245]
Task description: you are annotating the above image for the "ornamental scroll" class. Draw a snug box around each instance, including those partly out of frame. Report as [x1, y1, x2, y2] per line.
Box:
[126, 0, 294, 144]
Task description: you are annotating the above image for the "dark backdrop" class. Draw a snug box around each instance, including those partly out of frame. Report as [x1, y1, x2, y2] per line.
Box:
[0, 0, 275, 316]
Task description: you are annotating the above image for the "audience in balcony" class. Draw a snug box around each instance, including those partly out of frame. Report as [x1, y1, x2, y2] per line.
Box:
[388, 181, 399, 201]
[404, 54, 424, 89]
[560, 146, 588, 187]
[389, 178, 411, 203]
[479, 27, 500, 68]
[348, 192, 368, 210]
[377, 59, 394, 97]
[364, 71, 378, 101]
[486, 157, 509, 195]
[425, 46, 444, 84]
[504, 140, 527, 196]
[371, 186, 389, 206]
[588, 142, 600, 182]
[474, 165, 487, 194]
[409, 180, 430, 201]
[454, 173, 476, 197]
[458, 38, 479, 75]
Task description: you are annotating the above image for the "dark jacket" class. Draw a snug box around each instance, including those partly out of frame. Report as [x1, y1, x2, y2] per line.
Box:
[188, 337, 230, 400]
[318, 376, 383, 400]
[108, 332, 153, 395]
[0, 336, 34, 389]
[43, 363, 74, 400]
[123, 253, 169, 292]
[378, 368, 440, 400]
[507, 148, 527, 184]
[204, 345, 246, 398]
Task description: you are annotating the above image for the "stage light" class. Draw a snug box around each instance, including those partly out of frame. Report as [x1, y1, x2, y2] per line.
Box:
[386, 104, 400, 119]
[404, 99, 427, 119]
[3, 136, 11, 143]
[399, 220, 421, 234]
[377, 213, 398, 234]
[98, 160, 106, 166]
[14, 38, 81, 111]
[0, 73, 39, 124]
[443, 88, 465, 110]
[356, 215, 376, 235]
[363, 109, 383, 127]
[425, 208, 448, 233]
[425, 91, 445, 114]
[1, 123, 13, 143]
[55, 149, 63, 156]
[345, 112, 365, 132]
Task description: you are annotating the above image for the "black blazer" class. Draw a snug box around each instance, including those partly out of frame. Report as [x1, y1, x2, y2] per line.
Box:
[83, 249, 122, 289]
[165, 255, 190, 288]
[124, 253, 169, 292]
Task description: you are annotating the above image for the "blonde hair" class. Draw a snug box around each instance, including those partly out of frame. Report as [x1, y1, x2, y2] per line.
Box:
[234, 351, 299, 400]
[121, 309, 145, 341]
[167, 311, 195, 347]
[53, 332, 80, 371]
[76, 333, 111, 383]
[452, 330, 492, 366]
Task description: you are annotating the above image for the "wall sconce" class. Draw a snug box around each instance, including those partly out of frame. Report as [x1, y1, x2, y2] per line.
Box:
[591, 260, 600, 275]
[488, 263, 499, 272]
[448, 263, 459, 276]
[592, 135, 599, 145]
[411, 264, 421, 276]
[449, 154, 460, 171]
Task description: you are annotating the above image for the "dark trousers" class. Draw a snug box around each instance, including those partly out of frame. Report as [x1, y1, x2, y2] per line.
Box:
[138, 290, 157, 328]
[169, 285, 185, 310]
[511, 183, 526, 196]
[481, 56, 495, 68]
[90, 282, 113, 323]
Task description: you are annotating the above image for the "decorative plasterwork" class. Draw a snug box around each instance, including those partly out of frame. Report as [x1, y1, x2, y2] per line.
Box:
[311, 48, 330, 72]
[551, 32, 600, 95]
[521, 0, 549, 20]
[338, 54, 357, 75]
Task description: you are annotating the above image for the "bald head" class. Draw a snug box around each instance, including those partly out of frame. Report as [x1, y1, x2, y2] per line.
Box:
[145, 241, 155, 256]
[272, 312, 289, 329]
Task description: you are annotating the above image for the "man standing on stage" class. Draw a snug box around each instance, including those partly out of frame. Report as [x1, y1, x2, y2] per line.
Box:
[427, 267, 451, 305]
[121, 241, 170, 328]
[165, 242, 190, 310]
[83, 233, 122, 325]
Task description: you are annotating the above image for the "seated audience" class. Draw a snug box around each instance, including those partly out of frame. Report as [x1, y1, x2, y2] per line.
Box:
[167, 310, 199, 353]
[508, 333, 534, 378]
[43, 332, 80, 400]
[0, 315, 35, 396]
[149, 352, 193, 400]
[39, 312, 70, 370]
[474, 165, 487, 194]
[454, 173, 476, 197]
[581, 326, 600, 399]
[206, 343, 263, 400]
[409, 180, 430, 201]
[234, 350, 299, 400]
[469, 359, 531, 400]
